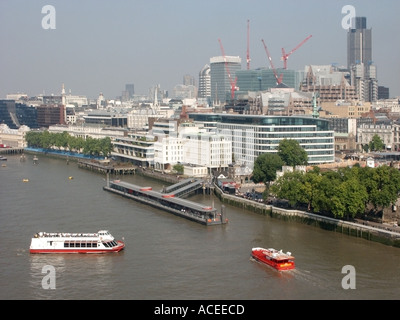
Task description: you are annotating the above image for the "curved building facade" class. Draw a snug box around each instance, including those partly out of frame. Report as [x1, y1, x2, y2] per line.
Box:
[188, 113, 334, 168]
[198, 64, 211, 101]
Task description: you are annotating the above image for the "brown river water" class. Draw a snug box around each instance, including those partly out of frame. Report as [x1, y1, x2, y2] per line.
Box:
[0, 154, 399, 300]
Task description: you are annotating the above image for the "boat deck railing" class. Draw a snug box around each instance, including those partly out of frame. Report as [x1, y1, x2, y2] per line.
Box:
[36, 232, 101, 238]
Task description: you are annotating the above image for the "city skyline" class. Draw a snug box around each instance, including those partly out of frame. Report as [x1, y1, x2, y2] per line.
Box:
[0, 0, 399, 99]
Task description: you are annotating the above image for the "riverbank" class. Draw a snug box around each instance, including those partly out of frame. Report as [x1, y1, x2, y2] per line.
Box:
[213, 184, 400, 248]
[23, 147, 400, 248]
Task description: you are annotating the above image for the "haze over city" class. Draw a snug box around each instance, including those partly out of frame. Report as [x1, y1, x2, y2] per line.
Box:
[0, 0, 399, 99]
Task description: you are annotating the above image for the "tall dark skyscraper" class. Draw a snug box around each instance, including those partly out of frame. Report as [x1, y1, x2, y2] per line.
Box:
[125, 84, 134, 97]
[347, 17, 372, 69]
[121, 84, 134, 101]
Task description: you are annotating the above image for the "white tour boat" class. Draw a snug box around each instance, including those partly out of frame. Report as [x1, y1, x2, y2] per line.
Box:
[29, 230, 125, 253]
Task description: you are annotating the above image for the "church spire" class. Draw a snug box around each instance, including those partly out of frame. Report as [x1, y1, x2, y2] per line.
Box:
[61, 83, 66, 105]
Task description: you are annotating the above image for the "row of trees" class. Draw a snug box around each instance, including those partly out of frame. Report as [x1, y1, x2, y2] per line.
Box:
[271, 165, 400, 219]
[252, 139, 308, 189]
[25, 131, 113, 157]
[251, 138, 400, 219]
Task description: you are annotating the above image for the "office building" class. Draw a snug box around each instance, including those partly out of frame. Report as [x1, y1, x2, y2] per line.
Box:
[347, 17, 372, 69]
[83, 111, 128, 127]
[301, 65, 357, 102]
[198, 64, 211, 103]
[183, 75, 195, 86]
[210, 56, 241, 105]
[188, 113, 335, 169]
[347, 17, 378, 102]
[36, 104, 66, 128]
[378, 86, 390, 100]
[235, 68, 303, 98]
[122, 84, 135, 102]
[350, 62, 378, 102]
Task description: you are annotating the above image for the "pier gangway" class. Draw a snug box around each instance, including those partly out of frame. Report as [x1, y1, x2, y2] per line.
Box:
[162, 178, 203, 198]
[103, 178, 227, 226]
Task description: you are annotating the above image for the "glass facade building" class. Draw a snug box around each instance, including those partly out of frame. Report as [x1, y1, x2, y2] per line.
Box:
[0, 100, 39, 129]
[235, 68, 304, 97]
[188, 113, 334, 168]
[347, 17, 372, 69]
[210, 56, 241, 105]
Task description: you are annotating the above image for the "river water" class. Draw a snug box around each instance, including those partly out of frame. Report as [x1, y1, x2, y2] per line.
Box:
[0, 153, 399, 301]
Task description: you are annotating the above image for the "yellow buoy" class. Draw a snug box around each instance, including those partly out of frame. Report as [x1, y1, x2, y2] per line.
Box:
[68, 176, 73, 180]
[22, 179, 29, 182]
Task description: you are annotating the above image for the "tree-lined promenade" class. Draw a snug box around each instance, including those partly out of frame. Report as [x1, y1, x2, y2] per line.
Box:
[25, 131, 113, 157]
[252, 138, 400, 221]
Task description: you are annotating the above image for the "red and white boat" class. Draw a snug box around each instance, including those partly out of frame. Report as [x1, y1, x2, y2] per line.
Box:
[29, 230, 125, 254]
[251, 247, 295, 271]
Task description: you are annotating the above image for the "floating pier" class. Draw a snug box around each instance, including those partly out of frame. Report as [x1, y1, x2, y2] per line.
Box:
[103, 178, 227, 226]
[0, 147, 24, 155]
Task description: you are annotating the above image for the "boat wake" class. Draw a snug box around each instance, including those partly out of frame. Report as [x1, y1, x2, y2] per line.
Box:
[250, 257, 335, 291]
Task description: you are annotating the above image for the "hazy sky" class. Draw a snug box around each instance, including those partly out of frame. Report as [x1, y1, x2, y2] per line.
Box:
[1, 0, 399, 99]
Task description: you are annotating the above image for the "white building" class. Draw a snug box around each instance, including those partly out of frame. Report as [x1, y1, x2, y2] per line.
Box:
[0, 124, 30, 148]
[357, 123, 393, 150]
[154, 136, 183, 171]
[6, 93, 28, 101]
[173, 84, 197, 99]
[127, 108, 157, 130]
[189, 113, 335, 169]
[152, 120, 232, 173]
[48, 124, 126, 140]
[181, 132, 232, 170]
[111, 132, 155, 167]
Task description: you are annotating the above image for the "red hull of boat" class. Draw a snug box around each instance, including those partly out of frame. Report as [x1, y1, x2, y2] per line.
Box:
[251, 248, 295, 271]
[30, 241, 125, 254]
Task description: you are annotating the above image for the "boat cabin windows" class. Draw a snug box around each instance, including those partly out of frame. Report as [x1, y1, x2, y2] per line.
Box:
[64, 241, 99, 248]
[102, 241, 118, 247]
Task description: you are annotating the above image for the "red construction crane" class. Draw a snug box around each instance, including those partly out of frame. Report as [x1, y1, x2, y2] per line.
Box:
[281, 35, 312, 69]
[261, 39, 283, 85]
[247, 19, 250, 70]
[218, 38, 238, 101]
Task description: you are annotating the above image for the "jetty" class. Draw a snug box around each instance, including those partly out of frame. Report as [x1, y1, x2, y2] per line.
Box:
[103, 177, 227, 226]
[0, 147, 24, 155]
[78, 160, 136, 175]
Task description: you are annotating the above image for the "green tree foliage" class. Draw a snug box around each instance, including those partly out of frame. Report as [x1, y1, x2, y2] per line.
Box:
[277, 139, 308, 167]
[269, 164, 400, 220]
[270, 170, 305, 208]
[360, 165, 400, 209]
[331, 178, 368, 219]
[173, 164, 184, 174]
[369, 134, 385, 152]
[300, 168, 323, 211]
[25, 130, 112, 157]
[252, 153, 284, 189]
